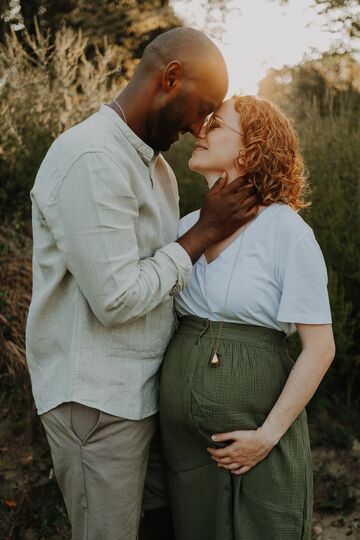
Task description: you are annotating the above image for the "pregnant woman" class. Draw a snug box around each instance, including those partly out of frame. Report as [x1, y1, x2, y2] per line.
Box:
[160, 95, 335, 540]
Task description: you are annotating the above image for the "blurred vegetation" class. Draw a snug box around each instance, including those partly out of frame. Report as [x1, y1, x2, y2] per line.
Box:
[273, 0, 360, 44]
[0, 23, 121, 217]
[0, 0, 181, 70]
[0, 2, 360, 536]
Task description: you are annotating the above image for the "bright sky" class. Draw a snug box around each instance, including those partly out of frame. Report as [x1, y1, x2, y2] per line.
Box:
[171, 0, 340, 95]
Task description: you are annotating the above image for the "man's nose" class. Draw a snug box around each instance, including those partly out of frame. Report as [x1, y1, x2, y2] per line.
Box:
[191, 118, 207, 138]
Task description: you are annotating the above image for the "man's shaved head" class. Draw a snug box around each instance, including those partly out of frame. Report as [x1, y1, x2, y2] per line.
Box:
[138, 27, 228, 91]
[118, 27, 229, 151]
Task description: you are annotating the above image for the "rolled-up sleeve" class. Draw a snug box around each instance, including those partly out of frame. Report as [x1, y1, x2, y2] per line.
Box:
[51, 151, 192, 328]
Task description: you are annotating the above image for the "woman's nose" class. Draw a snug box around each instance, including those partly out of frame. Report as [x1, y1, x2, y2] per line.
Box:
[193, 121, 207, 139]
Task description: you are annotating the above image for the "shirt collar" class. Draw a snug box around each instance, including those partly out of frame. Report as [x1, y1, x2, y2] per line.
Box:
[99, 104, 158, 166]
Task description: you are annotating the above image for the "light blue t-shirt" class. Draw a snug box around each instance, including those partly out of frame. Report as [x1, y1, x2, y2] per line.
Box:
[175, 204, 332, 336]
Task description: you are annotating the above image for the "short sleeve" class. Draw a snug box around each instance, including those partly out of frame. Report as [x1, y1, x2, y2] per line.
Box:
[277, 232, 332, 324]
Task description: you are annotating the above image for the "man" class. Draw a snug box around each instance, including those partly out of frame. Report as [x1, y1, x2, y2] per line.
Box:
[26, 27, 256, 539]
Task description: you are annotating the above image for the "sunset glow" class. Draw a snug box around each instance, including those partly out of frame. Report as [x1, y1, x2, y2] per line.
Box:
[172, 0, 339, 95]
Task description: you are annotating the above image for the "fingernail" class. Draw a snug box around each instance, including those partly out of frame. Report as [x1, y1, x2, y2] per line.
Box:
[211, 435, 217, 441]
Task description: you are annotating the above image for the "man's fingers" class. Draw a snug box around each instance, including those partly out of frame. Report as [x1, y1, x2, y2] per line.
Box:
[238, 192, 258, 208]
[210, 171, 228, 192]
[224, 176, 254, 195]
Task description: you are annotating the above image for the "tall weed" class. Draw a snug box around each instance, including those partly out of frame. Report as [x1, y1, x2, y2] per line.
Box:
[0, 22, 121, 216]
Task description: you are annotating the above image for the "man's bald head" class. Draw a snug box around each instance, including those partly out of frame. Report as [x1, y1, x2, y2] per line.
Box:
[137, 27, 228, 93]
[118, 27, 229, 151]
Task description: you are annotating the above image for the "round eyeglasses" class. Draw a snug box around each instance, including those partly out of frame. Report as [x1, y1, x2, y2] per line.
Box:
[203, 113, 243, 136]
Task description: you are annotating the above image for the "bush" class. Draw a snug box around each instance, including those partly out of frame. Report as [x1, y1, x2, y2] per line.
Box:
[297, 98, 360, 411]
[0, 22, 121, 218]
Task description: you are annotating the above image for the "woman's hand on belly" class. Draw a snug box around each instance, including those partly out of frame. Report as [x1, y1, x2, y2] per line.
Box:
[207, 428, 275, 475]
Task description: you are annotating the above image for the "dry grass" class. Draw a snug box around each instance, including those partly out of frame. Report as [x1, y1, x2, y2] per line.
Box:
[0, 223, 32, 393]
[0, 22, 124, 216]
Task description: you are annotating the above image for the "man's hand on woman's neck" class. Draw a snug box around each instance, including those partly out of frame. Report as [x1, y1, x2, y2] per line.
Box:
[205, 168, 243, 189]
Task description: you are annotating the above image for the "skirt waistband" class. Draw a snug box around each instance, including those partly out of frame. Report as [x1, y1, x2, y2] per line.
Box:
[177, 316, 287, 347]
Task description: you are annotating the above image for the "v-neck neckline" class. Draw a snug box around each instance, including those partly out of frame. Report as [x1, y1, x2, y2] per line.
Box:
[201, 204, 275, 267]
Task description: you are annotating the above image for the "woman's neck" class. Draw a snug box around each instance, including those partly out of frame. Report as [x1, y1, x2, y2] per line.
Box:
[205, 169, 243, 189]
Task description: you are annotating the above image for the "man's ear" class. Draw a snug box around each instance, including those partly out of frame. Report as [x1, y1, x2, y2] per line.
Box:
[162, 61, 183, 93]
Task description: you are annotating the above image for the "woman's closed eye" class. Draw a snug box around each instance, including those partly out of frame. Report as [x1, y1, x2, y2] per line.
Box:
[209, 119, 221, 131]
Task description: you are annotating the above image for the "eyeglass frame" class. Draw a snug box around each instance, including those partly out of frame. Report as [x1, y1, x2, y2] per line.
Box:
[202, 113, 243, 136]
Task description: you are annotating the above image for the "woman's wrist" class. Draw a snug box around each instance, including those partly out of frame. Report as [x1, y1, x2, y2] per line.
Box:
[257, 423, 282, 449]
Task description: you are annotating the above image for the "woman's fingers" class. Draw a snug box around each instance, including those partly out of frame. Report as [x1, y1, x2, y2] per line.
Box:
[215, 461, 253, 474]
[207, 446, 232, 458]
[217, 462, 244, 471]
[231, 465, 251, 475]
[210, 455, 233, 465]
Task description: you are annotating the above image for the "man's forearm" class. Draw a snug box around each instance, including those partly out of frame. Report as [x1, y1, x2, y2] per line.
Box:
[176, 221, 215, 264]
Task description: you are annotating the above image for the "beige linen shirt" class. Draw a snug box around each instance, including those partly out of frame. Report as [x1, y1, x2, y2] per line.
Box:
[26, 104, 192, 419]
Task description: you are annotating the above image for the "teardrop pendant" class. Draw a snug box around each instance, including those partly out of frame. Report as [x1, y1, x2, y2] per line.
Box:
[209, 351, 221, 368]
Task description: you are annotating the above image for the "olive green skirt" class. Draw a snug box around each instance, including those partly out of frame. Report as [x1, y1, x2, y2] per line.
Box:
[159, 316, 313, 540]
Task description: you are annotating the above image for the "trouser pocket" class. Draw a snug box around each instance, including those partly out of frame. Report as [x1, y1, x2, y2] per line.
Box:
[70, 402, 101, 444]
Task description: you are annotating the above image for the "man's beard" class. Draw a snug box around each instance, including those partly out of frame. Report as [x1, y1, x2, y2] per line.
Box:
[150, 92, 189, 152]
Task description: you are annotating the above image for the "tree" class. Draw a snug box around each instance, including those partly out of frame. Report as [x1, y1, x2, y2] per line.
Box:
[273, 0, 360, 44]
[0, 0, 182, 74]
[258, 52, 360, 119]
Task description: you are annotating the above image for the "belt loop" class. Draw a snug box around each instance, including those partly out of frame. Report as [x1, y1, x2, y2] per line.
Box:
[195, 319, 210, 345]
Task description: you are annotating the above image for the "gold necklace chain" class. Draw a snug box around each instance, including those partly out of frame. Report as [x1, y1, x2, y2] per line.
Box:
[113, 98, 127, 124]
[203, 226, 248, 367]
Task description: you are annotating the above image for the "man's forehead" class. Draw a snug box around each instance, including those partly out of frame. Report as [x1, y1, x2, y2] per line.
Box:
[201, 100, 218, 114]
[201, 83, 227, 110]
[197, 83, 225, 110]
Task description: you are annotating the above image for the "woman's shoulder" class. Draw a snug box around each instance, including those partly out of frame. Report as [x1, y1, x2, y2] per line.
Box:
[264, 203, 313, 243]
[178, 209, 201, 237]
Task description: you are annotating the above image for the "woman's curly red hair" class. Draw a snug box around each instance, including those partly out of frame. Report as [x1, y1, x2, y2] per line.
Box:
[233, 95, 310, 211]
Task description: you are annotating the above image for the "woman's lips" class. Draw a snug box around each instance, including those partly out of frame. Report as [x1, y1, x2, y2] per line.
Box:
[194, 145, 207, 151]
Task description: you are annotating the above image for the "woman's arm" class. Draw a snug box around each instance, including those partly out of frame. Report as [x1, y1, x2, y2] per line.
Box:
[207, 323, 335, 474]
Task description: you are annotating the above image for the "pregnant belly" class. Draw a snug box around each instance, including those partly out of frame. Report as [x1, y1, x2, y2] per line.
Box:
[160, 329, 293, 439]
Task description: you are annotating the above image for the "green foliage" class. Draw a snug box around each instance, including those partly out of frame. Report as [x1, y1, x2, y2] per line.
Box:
[0, 23, 121, 217]
[0, 1, 181, 76]
[300, 104, 360, 408]
[259, 53, 360, 121]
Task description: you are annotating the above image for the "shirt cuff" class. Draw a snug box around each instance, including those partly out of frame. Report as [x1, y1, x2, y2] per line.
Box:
[159, 241, 192, 296]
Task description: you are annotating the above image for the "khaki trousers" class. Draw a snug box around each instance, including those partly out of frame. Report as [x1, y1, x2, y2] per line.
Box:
[41, 402, 168, 540]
